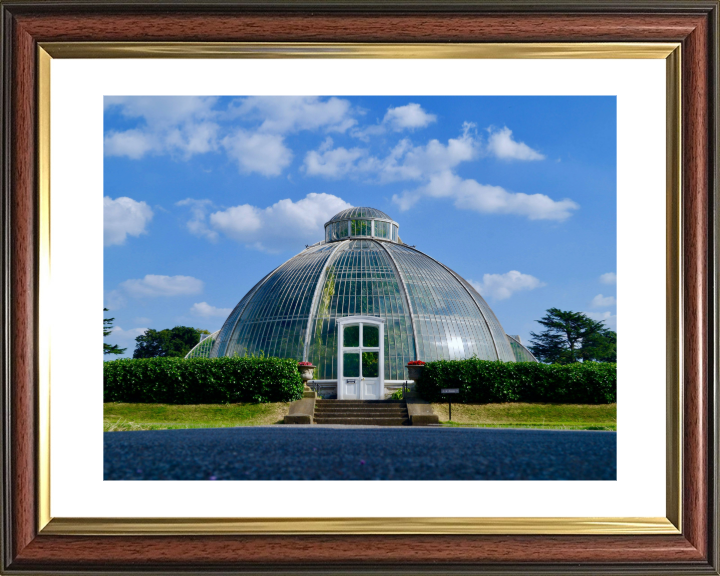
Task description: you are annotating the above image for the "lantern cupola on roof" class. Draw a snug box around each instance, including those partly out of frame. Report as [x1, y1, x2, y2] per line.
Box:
[324, 207, 399, 243]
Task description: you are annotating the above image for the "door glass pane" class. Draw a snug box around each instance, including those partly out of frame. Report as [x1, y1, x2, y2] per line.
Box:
[362, 351, 379, 378]
[344, 325, 360, 347]
[363, 325, 379, 347]
[343, 353, 360, 377]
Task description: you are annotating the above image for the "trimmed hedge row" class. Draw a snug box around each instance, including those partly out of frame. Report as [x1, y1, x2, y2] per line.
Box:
[104, 357, 304, 404]
[415, 359, 616, 404]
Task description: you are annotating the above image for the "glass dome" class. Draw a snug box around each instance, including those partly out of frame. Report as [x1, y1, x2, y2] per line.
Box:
[210, 208, 533, 380]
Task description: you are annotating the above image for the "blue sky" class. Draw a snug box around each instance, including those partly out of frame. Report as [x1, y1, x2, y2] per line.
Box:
[103, 95, 617, 358]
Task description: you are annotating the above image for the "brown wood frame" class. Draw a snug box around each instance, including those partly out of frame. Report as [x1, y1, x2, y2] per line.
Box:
[1, 1, 718, 573]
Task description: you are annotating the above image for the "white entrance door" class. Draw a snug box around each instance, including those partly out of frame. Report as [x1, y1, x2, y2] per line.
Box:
[337, 316, 385, 400]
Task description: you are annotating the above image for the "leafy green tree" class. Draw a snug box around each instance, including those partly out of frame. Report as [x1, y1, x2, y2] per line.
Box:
[103, 308, 126, 356]
[529, 307, 616, 364]
[580, 328, 617, 362]
[132, 326, 210, 359]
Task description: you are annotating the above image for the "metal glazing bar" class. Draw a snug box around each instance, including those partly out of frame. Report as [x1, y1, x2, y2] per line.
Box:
[375, 240, 420, 360]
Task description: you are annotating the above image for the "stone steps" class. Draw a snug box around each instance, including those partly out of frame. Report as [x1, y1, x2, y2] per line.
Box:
[314, 400, 410, 426]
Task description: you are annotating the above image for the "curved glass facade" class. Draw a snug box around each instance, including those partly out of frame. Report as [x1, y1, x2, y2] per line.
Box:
[185, 330, 220, 359]
[211, 207, 535, 379]
[506, 334, 538, 362]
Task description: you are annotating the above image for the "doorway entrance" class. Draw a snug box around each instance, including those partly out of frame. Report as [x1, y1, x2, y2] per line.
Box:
[337, 316, 385, 400]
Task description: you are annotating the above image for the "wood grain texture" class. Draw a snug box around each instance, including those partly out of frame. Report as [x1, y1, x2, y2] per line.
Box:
[9, 16, 37, 563]
[2, 5, 717, 573]
[680, 8, 711, 561]
[9, 534, 707, 566]
[13, 13, 704, 42]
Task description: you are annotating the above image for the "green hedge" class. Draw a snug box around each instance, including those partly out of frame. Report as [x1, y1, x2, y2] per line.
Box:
[104, 357, 304, 404]
[415, 359, 616, 404]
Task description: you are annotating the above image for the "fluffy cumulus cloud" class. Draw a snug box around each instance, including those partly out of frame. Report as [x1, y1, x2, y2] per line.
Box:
[191, 302, 232, 317]
[304, 123, 478, 182]
[600, 272, 617, 284]
[469, 271, 545, 300]
[486, 127, 545, 161]
[383, 103, 437, 131]
[394, 171, 578, 220]
[104, 96, 358, 176]
[104, 96, 219, 160]
[221, 130, 293, 176]
[104, 196, 153, 246]
[304, 122, 573, 221]
[208, 193, 352, 252]
[303, 138, 366, 178]
[229, 96, 356, 134]
[352, 103, 437, 139]
[591, 294, 616, 308]
[120, 274, 204, 298]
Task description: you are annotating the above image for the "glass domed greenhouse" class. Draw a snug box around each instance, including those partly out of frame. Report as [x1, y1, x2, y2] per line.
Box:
[186, 207, 536, 395]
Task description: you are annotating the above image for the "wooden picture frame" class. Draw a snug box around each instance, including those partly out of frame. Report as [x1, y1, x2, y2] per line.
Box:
[1, 1, 717, 573]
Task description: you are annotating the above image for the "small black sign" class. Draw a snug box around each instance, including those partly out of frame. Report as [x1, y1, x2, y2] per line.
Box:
[441, 388, 459, 394]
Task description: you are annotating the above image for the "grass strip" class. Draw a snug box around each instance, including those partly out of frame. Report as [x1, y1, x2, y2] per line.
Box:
[104, 402, 290, 432]
[430, 402, 616, 431]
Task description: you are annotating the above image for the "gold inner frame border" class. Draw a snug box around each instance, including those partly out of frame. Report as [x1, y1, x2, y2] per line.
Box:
[36, 41, 682, 536]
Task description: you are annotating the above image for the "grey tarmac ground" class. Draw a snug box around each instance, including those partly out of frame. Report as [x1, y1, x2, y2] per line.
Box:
[104, 425, 616, 481]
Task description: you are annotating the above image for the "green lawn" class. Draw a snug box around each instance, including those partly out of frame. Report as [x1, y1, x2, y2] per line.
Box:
[103, 402, 291, 432]
[430, 402, 616, 431]
[105, 401, 617, 432]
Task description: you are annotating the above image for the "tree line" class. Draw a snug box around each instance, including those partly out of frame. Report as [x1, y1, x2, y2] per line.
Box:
[104, 308, 210, 358]
[104, 307, 616, 364]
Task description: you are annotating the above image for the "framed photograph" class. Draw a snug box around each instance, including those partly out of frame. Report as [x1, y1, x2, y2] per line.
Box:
[1, 1, 717, 574]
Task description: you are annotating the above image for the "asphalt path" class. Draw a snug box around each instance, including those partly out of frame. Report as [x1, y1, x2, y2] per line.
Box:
[104, 426, 616, 481]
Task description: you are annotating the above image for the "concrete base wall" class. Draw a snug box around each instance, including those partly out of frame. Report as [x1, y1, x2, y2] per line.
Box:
[308, 381, 415, 400]
[284, 397, 316, 424]
[406, 397, 439, 426]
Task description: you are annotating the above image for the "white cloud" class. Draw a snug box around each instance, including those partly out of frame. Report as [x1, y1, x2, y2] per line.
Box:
[304, 123, 478, 182]
[585, 311, 617, 331]
[104, 130, 157, 159]
[120, 275, 204, 298]
[303, 145, 366, 178]
[105, 96, 217, 127]
[222, 130, 292, 176]
[591, 294, 617, 308]
[487, 126, 545, 161]
[104, 96, 219, 160]
[191, 302, 232, 318]
[176, 198, 218, 241]
[104, 196, 153, 246]
[351, 103, 436, 140]
[600, 272, 617, 284]
[229, 96, 356, 134]
[209, 192, 352, 252]
[383, 103, 437, 131]
[394, 171, 579, 221]
[306, 122, 574, 222]
[469, 271, 545, 300]
[105, 96, 356, 169]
